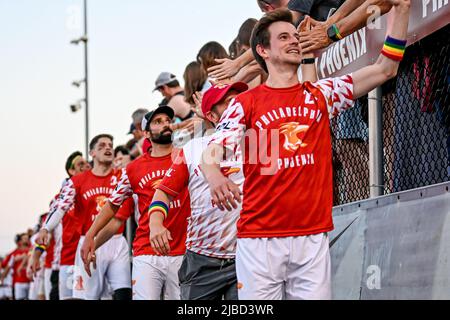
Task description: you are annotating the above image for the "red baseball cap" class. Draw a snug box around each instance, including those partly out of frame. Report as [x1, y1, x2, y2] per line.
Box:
[201, 82, 248, 115]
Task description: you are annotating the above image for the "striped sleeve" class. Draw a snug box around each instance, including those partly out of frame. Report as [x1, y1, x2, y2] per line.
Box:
[313, 74, 354, 118]
[109, 168, 133, 207]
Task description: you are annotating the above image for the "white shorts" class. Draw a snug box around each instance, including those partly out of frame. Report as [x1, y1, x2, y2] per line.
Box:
[132, 255, 183, 300]
[236, 234, 331, 300]
[28, 268, 45, 300]
[14, 283, 30, 300]
[59, 265, 74, 300]
[44, 268, 53, 300]
[0, 286, 12, 299]
[73, 235, 131, 300]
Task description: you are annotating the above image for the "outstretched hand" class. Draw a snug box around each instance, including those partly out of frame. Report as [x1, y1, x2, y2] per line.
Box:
[208, 58, 240, 80]
[299, 16, 332, 54]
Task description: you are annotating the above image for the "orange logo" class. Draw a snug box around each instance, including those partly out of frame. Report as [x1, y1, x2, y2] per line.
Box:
[237, 282, 243, 290]
[279, 122, 309, 152]
[151, 179, 163, 190]
[220, 167, 241, 177]
[95, 196, 107, 213]
[75, 276, 84, 291]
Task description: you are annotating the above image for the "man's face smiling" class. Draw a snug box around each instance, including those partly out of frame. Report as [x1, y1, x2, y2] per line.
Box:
[260, 21, 302, 70]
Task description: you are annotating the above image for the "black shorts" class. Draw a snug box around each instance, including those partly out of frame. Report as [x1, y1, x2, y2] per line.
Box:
[178, 250, 237, 300]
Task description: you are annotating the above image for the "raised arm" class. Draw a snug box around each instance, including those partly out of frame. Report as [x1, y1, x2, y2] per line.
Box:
[208, 49, 255, 81]
[300, 0, 394, 53]
[335, 0, 393, 39]
[352, 0, 410, 99]
[298, 16, 318, 83]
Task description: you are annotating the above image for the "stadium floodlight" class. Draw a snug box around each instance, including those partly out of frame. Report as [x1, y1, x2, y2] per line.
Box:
[69, 99, 85, 113]
[70, 35, 88, 45]
[71, 79, 86, 88]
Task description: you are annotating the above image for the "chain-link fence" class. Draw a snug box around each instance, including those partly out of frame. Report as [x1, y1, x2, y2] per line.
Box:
[332, 25, 450, 206]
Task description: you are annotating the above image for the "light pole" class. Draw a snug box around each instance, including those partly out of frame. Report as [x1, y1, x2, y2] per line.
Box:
[70, 0, 89, 159]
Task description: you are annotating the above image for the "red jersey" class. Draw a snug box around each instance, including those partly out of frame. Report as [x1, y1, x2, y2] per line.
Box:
[49, 185, 82, 266]
[110, 152, 190, 257]
[158, 137, 243, 259]
[142, 138, 152, 153]
[8, 248, 30, 284]
[49, 170, 124, 236]
[44, 238, 55, 269]
[209, 76, 354, 238]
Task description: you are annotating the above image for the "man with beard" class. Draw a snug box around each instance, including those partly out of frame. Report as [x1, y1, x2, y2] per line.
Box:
[81, 106, 190, 300]
[36, 135, 132, 300]
[149, 83, 248, 300]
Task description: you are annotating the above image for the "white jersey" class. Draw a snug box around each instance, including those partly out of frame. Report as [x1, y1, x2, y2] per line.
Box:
[159, 136, 244, 259]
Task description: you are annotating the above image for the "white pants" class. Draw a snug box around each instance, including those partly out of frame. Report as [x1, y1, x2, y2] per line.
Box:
[14, 283, 30, 300]
[73, 235, 131, 300]
[236, 234, 331, 300]
[28, 268, 45, 300]
[0, 286, 12, 299]
[132, 255, 183, 300]
[59, 265, 74, 300]
[44, 268, 53, 300]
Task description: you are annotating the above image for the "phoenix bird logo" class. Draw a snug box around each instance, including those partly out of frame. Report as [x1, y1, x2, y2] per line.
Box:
[151, 179, 163, 190]
[95, 196, 107, 213]
[220, 167, 241, 177]
[279, 122, 309, 152]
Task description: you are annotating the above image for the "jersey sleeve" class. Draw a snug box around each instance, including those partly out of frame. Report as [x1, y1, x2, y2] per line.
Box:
[208, 96, 247, 153]
[44, 178, 77, 232]
[2, 253, 12, 268]
[157, 149, 190, 198]
[109, 168, 133, 207]
[115, 197, 134, 222]
[313, 74, 354, 118]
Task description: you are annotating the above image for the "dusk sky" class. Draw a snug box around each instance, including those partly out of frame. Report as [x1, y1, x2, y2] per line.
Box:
[0, 0, 261, 255]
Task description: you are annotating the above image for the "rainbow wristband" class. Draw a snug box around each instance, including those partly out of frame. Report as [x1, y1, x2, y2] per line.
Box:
[381, 36, 407, 61]
[148, 201, 169, 219]
[333, 24, 343, 40]
[35, 244, 46, 253]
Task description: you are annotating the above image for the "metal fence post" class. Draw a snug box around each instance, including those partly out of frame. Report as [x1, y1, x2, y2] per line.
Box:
[126, 217, 133, 257]
[368, 87, 384, 197]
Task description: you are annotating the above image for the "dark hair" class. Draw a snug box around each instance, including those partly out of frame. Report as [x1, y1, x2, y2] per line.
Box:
[183, 61, 207, 105]
[229, 38, 240, 60]
[251, 9, 293, 73]
[165, 79, 180, 88]
[256, 0, 282, 11]
[238, 18, 258, 49]
[89, 134, 113, 151]
[114, 145, 129, 157]
[65, 151, 83, 176]
[15, 233, 26, 244]
[125, 138, 137, 151]
[197, 41, 229, 71]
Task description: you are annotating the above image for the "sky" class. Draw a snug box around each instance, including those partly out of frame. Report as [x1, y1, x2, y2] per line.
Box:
[0, 0, 261, 255]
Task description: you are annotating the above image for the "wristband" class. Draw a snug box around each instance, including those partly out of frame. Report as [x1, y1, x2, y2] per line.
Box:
[301, 58, 316, 65]
[148, 201, 169, 219]
[35, 244, 46, 253]
[327, 23, 343, 42]
[381, 36, 407, 61]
